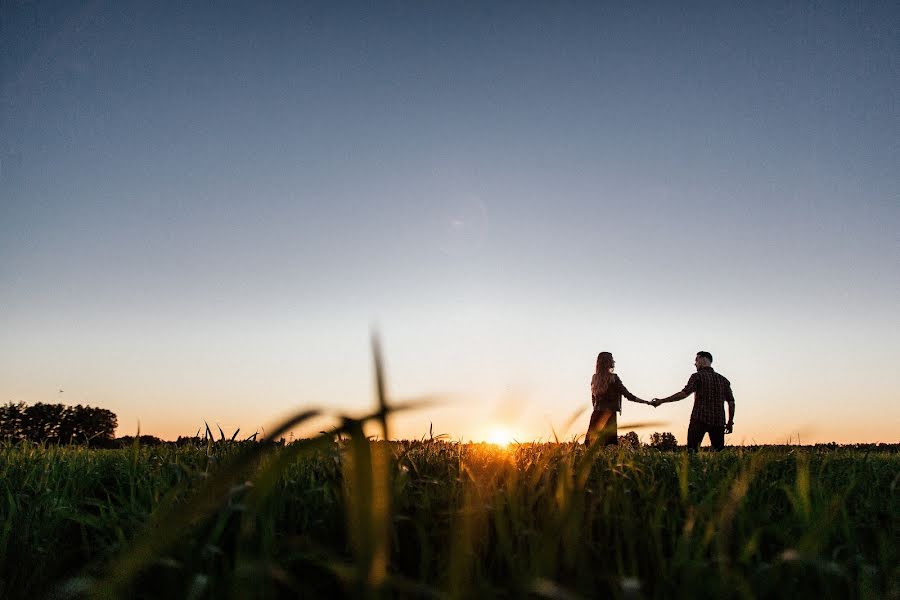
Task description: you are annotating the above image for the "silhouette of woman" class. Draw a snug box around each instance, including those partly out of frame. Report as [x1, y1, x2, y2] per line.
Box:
[585, 352, 647, 446]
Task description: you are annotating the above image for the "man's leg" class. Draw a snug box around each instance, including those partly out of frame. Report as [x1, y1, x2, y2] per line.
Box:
[708, 425, 725, 450]
[686, 421, 705, 451]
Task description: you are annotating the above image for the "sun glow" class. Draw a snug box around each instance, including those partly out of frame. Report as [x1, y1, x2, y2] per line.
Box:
[486, 426, 516, 447]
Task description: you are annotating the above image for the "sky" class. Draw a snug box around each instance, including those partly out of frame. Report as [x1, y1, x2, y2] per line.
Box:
[1, 1, 898, 445]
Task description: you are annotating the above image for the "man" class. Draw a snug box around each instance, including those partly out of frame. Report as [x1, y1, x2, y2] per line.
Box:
[652, 351, 735, 451]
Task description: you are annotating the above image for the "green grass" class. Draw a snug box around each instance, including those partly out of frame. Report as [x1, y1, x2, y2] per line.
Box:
[1, 340, 897, 598]
[0, 439, 897, 599]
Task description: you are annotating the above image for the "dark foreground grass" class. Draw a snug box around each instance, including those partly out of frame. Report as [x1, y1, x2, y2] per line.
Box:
[0, 439, 897, 599]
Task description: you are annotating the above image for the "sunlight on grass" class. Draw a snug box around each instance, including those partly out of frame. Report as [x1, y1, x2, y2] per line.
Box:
[0, 334, 896, 599]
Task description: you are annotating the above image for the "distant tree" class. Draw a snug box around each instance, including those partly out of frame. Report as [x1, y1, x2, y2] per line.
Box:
[69, 405, 117, 446]
[0, 401, 117, 446]
[21, 403, 65, 442]
[649, 431, 678, 451]
[116, 434, 164, 447]
[0, 402, 25, 440]
[618, 431, 640, 449]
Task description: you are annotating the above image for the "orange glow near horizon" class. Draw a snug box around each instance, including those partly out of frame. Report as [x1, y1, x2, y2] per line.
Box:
[485, 426, 517, 447]
[108, 398, 900, 446]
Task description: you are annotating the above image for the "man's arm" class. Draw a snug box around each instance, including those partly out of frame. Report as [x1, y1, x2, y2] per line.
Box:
[653, 374, 696, 406]
[725, 382, 735, 433]
[654, 390, 690, 405]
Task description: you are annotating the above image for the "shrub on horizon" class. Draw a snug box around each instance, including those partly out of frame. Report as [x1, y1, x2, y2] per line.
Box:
[116, 435, 165, 447]
[649, 431, 678, 451]
[618, 431, 640, 449]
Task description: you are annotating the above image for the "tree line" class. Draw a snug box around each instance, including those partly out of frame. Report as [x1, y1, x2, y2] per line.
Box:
[0, 401, 678, 450]
[0, 402, 117, 447]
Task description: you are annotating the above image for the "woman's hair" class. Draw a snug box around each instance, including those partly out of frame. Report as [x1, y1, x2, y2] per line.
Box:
[592, 352, 615, 397]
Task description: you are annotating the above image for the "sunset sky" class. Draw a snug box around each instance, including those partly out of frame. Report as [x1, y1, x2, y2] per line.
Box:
[2, 1, 897, 444]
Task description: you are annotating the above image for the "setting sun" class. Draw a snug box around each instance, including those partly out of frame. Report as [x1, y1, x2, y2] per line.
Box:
[486, 427, 516, 447]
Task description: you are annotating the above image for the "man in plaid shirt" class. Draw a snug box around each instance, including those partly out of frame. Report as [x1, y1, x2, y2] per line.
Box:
[652, 351, 735, 450]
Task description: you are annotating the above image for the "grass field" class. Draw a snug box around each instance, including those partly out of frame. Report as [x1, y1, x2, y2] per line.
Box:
[1, 435, 897, 599]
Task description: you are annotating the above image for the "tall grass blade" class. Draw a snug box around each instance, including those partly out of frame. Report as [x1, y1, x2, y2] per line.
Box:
[617, 420, 667, 430]
[342, 418, 390, 597]
[560, 406, 587, 439]
[89, 409, 322, 599]
[371, 330, 390, 441]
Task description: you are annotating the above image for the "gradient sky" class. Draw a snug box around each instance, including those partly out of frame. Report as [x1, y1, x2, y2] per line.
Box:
[2, 1, 898, 444]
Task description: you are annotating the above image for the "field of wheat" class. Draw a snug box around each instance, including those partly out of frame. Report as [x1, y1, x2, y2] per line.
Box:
[1, 424, 897, 599]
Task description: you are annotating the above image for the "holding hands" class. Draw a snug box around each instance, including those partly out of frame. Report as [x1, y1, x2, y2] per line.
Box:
[635, 398, 662, 407]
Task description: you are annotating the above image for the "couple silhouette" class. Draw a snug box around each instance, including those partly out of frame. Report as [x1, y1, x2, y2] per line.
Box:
[585, 351, 736, 450]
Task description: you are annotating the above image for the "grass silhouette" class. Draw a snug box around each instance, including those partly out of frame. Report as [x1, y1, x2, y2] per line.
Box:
[0, 335, 896, 599]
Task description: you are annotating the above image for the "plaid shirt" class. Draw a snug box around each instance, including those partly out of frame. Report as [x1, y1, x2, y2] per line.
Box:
[682, 367, 735, 426]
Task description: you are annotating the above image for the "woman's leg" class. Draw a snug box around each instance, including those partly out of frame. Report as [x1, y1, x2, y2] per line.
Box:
[586, 409, 613, 446]
[600, 411, 618, 446]
[584, 409, 612, 446]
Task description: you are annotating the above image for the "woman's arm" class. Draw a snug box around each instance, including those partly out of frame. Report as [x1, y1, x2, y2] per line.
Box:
[617, 376, 648, 404]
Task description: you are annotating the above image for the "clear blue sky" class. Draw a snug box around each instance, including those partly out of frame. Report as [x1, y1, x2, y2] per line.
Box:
[2, 1, 898, 443]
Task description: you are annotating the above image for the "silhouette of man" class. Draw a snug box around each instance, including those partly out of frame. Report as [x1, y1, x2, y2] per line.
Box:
[652, 351, 735, 451]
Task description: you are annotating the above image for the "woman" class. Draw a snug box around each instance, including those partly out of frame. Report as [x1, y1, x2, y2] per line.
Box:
[585, 351, 648, 446]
